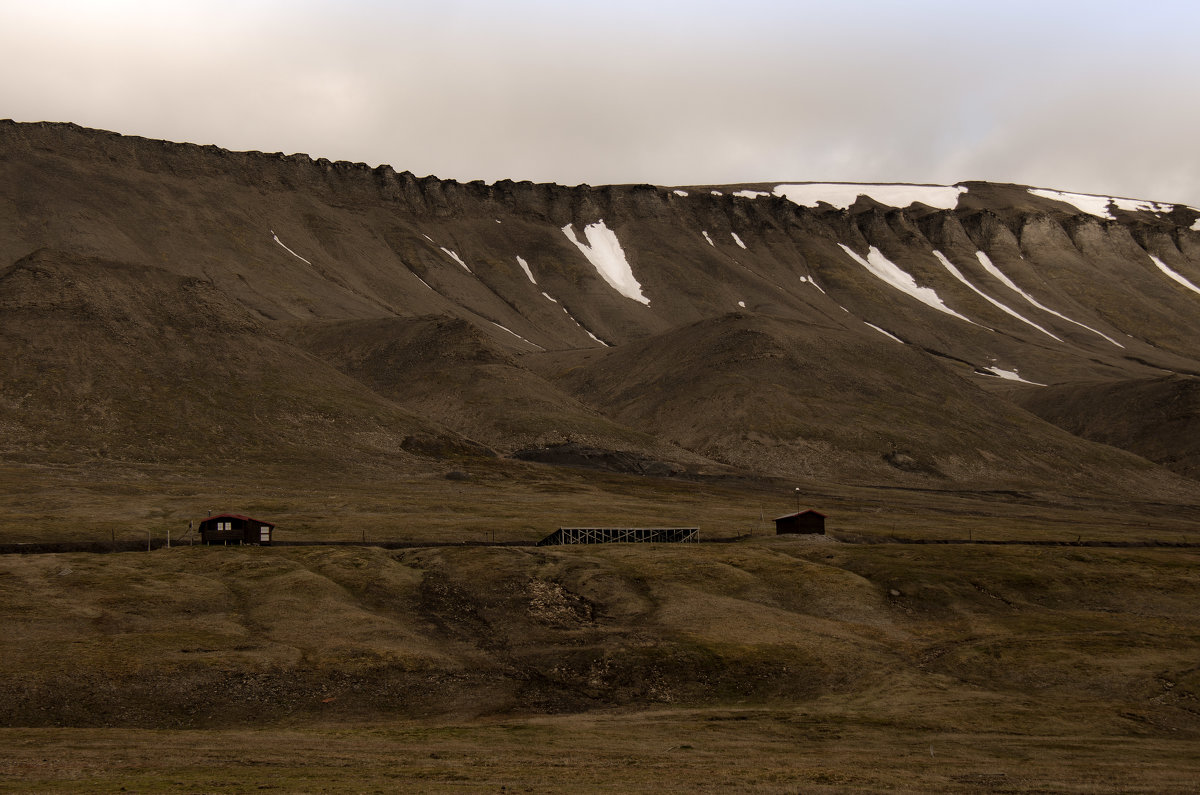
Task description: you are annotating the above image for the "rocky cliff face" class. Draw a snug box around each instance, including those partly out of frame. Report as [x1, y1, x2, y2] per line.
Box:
[3, 120, 1200, 492]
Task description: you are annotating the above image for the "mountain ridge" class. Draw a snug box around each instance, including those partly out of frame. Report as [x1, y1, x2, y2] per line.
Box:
[3, 119, 1200, 495]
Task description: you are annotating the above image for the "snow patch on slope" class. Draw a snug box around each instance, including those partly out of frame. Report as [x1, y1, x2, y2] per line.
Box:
[932, 251, 1061, 341]
[490, 321, 544, 351]
[733, 190, 770, 199]
[540, 290, 611, 347]
[974, 251, 1123, 348]
[673, 189, 689, 197]
[798, 275, 826, 294]
[579, 328, 607, 346]
[838, 244, 978, 324]
[865, 323, 904, 344]
[731, 232, 747, 249]
[775, 183, 966, 210]
[982, 367, 1045, 386]
[562, 221, 650, 305]
[561, 304, 609, 346]
[440, 247, 471, 273]
[702, 231, 715, 247]
[516, 256, 536, 284]
[1150, 255, 1200, 296]
[271, 231, 312, 265]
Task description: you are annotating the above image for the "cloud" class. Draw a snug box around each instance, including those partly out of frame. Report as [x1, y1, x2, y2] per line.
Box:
[2, 0, 1199, 206]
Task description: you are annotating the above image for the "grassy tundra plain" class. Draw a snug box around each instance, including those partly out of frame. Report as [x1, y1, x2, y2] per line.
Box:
[3, 465, 1200, 792]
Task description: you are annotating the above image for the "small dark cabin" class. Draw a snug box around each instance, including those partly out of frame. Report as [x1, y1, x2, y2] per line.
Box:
[198, 514, 274, 545]
[774, 509, 826, 535]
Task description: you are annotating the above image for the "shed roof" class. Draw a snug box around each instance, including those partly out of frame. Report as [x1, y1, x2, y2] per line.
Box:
[200, 513, 275, 527]
[773, 509, 826, 521]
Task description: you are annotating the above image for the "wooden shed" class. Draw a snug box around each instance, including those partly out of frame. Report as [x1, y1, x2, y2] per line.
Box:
[198, 514, 274, 545]
[774, 510, 825, 535]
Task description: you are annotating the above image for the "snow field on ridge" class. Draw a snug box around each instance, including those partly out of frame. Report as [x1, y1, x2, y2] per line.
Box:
[1028, 188, 1176, 219]
[774, 183, 966, 210]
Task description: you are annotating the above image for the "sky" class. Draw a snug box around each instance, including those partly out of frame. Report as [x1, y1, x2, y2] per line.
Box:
[3, 0, 1199, 206]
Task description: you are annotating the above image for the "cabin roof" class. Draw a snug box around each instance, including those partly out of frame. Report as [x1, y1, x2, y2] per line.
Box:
[773, 509, 826, 521]
[200, 513, 275, 527]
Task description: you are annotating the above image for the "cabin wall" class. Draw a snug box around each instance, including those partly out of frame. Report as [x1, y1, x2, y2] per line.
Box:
[199, 518, 273, 545]
[775, 515, 825, 535]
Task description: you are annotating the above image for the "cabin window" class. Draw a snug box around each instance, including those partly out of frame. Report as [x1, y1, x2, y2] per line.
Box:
[260, 526, 270, 541]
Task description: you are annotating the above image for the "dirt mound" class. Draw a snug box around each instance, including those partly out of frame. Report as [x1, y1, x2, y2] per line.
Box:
[293, 315, 701, 462]
[511, 442, 684, 475]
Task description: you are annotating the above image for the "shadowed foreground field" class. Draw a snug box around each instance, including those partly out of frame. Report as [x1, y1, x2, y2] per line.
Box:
[2, 528, 1200, 792]
[4, 712, 1200, 793]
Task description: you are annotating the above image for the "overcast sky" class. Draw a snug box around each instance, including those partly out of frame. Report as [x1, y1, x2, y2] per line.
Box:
[3, 0, 1199, 206]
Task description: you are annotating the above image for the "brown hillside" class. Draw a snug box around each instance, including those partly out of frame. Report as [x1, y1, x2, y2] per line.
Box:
[1013, 374, 1200, 479]
[538, 312, 1189, 495]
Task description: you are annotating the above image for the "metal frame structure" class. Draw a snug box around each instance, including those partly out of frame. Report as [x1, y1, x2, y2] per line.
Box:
[537, 527, 699, 546]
